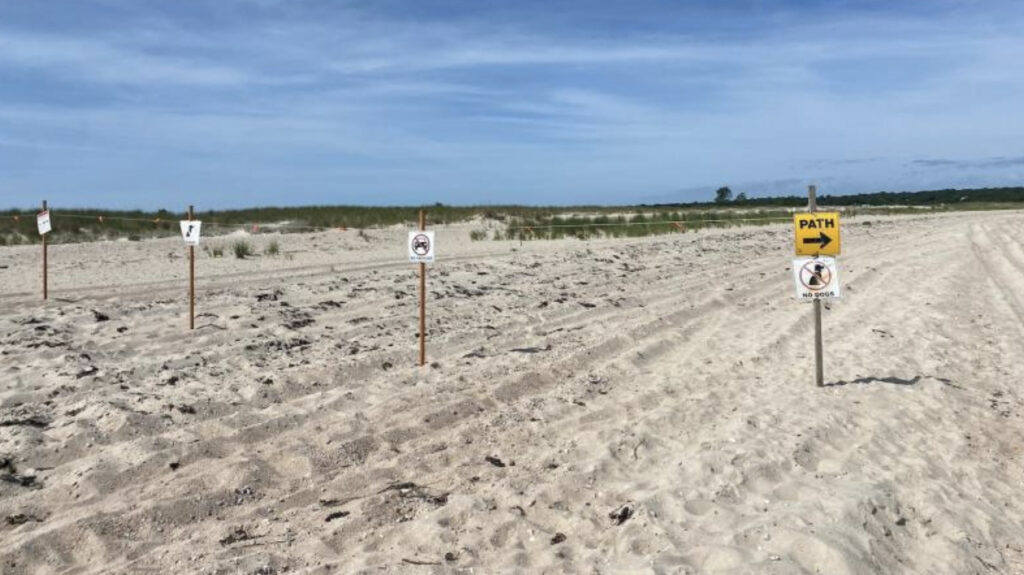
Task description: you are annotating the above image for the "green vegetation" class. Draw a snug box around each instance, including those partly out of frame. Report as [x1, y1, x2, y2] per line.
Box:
[712, 186, 1024, 208]
[2, 186, 1023, 245]
[505, 209, 794, 241]
[469, 229, 488, 241]
[232, 240, 253, 259]
[203, 244, 225, 258]
[502, 203, 979, 241]
[265, 239, 280, 256]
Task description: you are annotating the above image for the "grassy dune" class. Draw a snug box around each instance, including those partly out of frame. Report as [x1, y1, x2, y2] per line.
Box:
[0, 194, 1020, 246]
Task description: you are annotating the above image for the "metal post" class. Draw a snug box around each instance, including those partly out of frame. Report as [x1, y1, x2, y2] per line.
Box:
[808, 185, 824, 387]
[189, 205, 195, 331]
[42, 199, 48, 301]
[419, 210, 426, 367]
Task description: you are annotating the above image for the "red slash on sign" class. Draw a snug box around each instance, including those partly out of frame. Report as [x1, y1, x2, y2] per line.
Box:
[412, 233, 431, 256]
[408, 230, 436, 264]
[799, 260, 832, 291]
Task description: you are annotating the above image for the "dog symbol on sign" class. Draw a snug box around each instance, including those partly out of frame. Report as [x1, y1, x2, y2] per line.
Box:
[800, 260, 831, 291]
[412, 234, 431, 256]
[180, 220, 202, 245]
[808, 263, 825, 286]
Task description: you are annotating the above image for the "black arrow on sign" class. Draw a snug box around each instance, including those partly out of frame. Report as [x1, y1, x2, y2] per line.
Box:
[802, 231, 832, 249]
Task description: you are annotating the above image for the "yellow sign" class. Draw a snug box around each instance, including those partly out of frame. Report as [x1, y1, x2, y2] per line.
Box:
[793, 212, 840, 256]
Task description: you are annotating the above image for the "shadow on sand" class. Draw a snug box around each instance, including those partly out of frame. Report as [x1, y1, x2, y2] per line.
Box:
[824, 375, 963, 389]
[825, 375, 922, 387]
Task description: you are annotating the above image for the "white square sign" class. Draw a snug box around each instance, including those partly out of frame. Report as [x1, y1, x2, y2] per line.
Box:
[37, 211, 52, 235]
[180, 220, 202, 246]
[408, 230, 435, 263]
[793, 256, 841, 300]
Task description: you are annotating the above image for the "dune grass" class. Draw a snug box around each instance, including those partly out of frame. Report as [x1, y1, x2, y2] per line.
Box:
[0, 205, 527, 245]
[0, 196, 1018, 245]
[232, 240, 253, 259]
[502, 209, 787, 241]
[499, 205, 952, 241]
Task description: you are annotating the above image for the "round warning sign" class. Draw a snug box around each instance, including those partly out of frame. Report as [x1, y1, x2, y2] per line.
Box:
[799, 260, 832, 291]
[408, 230, 435, 263]
[792, 257, 840, 300]
[412, 234, 430, 255]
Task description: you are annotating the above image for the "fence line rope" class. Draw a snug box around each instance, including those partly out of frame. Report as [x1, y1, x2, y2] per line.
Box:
[3, 211, 809, 233]
[0, 212, 355, 233]
[3, 208, 922, 237]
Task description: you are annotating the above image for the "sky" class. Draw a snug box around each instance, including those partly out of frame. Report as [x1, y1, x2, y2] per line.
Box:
[0, 0, 1022, 209]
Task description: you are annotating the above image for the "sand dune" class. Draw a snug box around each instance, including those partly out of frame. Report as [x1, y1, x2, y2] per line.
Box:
[2, 211, 1024, 574]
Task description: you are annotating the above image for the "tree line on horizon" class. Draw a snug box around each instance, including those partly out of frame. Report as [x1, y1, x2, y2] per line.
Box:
[1, 185, 1022, 233]
[695, 185, 1024, 208]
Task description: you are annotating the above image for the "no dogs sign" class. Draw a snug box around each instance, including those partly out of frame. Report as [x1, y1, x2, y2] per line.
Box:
[793, 257, 840, 300]
[408, 231, 435, 263]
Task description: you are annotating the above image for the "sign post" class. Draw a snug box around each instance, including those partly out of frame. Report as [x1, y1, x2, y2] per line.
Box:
[189, 206, 195, 330]
[418, 211, 427, 366]
[38, 200, 50, 301]
[808, 187, 825, 386]
[791, 186, 842, 385]
[408, 211, 436, 366]
[179, 206, 201, 330]
[792, 186, 841, 386]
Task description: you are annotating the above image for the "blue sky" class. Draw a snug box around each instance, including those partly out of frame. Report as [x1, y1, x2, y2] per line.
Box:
[1, 0, 1022, 209]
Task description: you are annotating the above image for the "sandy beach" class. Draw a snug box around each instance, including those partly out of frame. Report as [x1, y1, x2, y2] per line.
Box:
[2, 210, 1024, 574]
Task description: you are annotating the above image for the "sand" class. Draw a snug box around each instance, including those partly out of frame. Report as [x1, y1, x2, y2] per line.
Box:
[2, 211, 1024, 574]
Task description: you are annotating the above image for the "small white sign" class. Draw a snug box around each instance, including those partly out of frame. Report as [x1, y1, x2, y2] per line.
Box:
[180, 220, 202, 246]
[37, 211, 52, 235]
[408, 230, 435, 263]
[793, 256, 841, 300]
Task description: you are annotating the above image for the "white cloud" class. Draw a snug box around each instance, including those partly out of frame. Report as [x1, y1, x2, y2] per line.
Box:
[2, 2, 1024, 204]
[0, 29, 256, 86]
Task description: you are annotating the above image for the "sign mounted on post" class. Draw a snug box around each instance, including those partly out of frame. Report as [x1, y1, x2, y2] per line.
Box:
[408, 230, 435, 263]
[180, 220, 202, 245]
[793, 256, 841, 300]
[37, 211, 52, 236]
[793, 212, 840, 256]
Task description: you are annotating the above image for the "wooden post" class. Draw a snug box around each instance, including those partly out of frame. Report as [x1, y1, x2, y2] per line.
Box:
[808, 185, 824, 387]
[419, 210, 427, 367]
[41, 199, 48, 301]
[188, 205, 195, 331]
